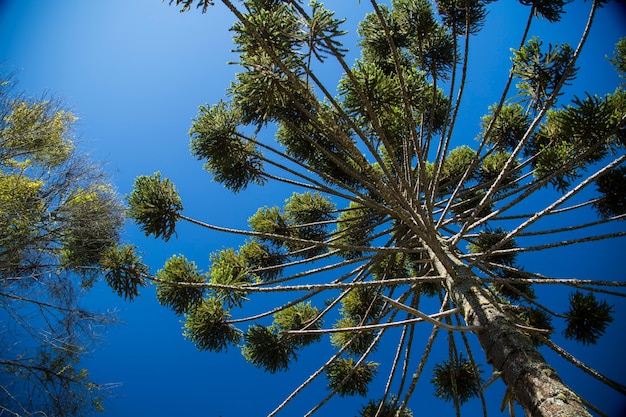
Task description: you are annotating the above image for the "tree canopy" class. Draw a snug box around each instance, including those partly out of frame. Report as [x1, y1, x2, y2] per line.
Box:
[124, 1, 625, 415]
[0, 74, 136, 416]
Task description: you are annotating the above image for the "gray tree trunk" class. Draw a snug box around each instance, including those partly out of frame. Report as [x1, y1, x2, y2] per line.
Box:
[430, 239, 592, 417]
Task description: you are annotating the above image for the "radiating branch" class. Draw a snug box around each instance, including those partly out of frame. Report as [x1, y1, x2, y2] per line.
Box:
[380, 295, 482, 332]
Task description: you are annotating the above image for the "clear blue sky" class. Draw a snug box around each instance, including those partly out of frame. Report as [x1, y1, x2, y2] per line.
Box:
[1, 1, 625, 416]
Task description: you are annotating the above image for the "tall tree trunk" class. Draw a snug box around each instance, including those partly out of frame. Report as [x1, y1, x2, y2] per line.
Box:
[430, 239, 592, 417]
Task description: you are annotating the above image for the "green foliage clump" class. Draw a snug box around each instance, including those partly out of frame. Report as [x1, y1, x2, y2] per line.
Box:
[518, 0, 569, 22]
[241, 302, 322, 373]
[477, 151, 520, 193]
[608, 36, 626, 80]
[467, 227, 517, 266]
[156, 255, 206, 315]
[593, 165, 626, 219]
[357, 397, 413, 417]
[209, 248, 253, 308]
[435, 0, 488, 35]
[340, 286, 384, 323]
[431, 354, 482, 405]
[60, 185, 123, 270]
[563, 291, 614, 345]
[101, 245, 149, 301]
[517, 307, 554, 347]
[273, 302, 323, 347]
[2, 99, 75, 166]
[480, 103, 531, 151]
[241, 324, 297, 374]
[248, 192, 335, 258]
[183, 298, 242, 352]
[284, 191, 336, 256]
[168, 0, 213, 14]
[249, 206, 288, 240]
[437, 146, 478, 192]
[330, 317, 376, 355]
[335, 202, 379, 259]
[451, 189, 493, 220]
[511, 37, 578, 111]
[0, 174, 45, 269]
[528, 89, 625, 192]
[126, 172, 183, 241]
[358, 0, 454, 79]
[190, 101, 266, 192]
[238, 239, 285, 281]
[492, 267, 535, 302]
[326, 358, 378, 397]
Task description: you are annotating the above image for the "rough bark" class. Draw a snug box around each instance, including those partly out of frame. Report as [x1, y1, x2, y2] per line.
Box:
[430, 239, 592, 417]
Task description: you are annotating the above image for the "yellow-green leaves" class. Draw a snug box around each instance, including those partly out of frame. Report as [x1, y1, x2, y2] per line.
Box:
[330, 317, 376, 356]
[0, 173, 44, 232]
[249, 206, 288, 243]
[2, 100, 75, 167]
[61, 185, 123, 270]
[238, 239, 285, 281]
[284, 191, 335, 256]
[299, 0, 348, 63]
[331, 287, 383, 355]
[435, 0, 488, 35]
[0, 173, 45, 271]
[340, 286, 384, 324]
[435, 145, 477, 193]
[528, 91, 625, 192]
[0, 90, 124, 279]
[478, 151, 520, 193]
[358, 0, 455, 79]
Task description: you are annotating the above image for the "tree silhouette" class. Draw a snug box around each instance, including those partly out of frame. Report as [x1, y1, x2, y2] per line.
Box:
[125, 1, 625, 415]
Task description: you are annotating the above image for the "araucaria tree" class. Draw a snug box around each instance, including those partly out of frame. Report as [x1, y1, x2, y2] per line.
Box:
[126, 1, 625, 415]
[0, 75, 128, 416]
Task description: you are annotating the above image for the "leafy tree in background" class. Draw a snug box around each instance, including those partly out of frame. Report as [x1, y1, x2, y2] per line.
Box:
[0, 74, 133, 416]
[125, 0, 625, 415]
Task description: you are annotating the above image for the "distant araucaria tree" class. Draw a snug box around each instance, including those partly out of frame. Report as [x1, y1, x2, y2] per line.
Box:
[124, 1, 625, 415]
